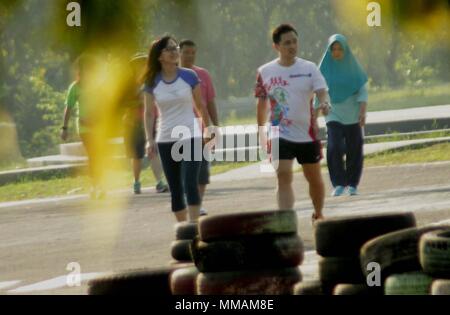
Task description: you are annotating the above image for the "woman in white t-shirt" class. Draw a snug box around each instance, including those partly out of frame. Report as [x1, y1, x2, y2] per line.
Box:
[142, 35, 212, 222]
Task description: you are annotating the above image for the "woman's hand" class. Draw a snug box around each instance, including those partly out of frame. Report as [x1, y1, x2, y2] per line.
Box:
[319, 102, 331, 116]
[359, 111, 367, 127]
[146, 140, 156, 159]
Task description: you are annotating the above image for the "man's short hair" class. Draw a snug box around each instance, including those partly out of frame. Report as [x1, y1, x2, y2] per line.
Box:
[272, 24, 298, 44]
[179, 39, 196, 50]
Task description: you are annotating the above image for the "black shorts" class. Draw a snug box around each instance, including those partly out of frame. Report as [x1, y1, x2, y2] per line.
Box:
[271, 138, 322, 164]
[124, 123, 146, 159]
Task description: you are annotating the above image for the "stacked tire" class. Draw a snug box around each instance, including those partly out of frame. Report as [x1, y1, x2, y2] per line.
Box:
[192, 210, 304, 295]
[421, 227, 450, 295]
[171, 222, 198, 263]
[312, 212, 417, 295]
[360, 225, 450, 295]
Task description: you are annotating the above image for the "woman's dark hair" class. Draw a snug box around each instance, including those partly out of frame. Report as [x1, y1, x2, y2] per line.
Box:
[141, 35, 177, 87]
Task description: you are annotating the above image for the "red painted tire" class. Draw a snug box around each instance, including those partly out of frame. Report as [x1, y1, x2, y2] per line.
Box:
[197, 268, 302, 295]
[198, 210, 297, 241]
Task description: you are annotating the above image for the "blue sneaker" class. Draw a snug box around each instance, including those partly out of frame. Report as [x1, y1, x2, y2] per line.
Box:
[348, 186, 358, 196]
[332, 186, 346, 197]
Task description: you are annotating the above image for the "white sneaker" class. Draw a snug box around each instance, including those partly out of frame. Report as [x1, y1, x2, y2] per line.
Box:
[200, 208, 208, 216]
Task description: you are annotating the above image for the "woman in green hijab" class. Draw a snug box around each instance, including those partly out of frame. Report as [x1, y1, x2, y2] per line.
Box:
[318, 34, 368, 196]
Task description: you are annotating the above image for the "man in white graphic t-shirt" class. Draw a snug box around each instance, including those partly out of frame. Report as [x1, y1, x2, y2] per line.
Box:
[255, 23, 331, 224]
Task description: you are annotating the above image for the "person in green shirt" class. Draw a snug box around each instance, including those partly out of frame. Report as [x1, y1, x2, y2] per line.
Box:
[317, 34, 368, 197]
[60, 54, 106, 199]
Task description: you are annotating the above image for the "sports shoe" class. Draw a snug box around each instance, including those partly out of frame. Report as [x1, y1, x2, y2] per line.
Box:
[133, 181, 141, 194]
[331, 186, 346, 197]
[156, 181, 169, 193]
[348, 186, 358, 196]
[200, 208, 208, 216]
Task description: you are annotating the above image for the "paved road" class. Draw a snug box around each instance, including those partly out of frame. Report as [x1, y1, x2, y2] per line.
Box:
[0, 162, 449, 295]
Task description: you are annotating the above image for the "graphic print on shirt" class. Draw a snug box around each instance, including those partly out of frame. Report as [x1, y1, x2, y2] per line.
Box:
[269, 86, 293, 135]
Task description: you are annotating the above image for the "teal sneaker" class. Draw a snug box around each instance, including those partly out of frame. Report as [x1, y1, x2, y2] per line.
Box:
[156, 181, 169, 193]
[133, 181, 141, 194]
[332, 186, 346, 197]
[348, 186, 358, 196]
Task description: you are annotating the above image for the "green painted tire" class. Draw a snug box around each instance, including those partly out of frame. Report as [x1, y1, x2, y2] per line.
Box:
[384, 272, 433, 295]
[419, 228, 450, 278]
[360, 226, 444, 280]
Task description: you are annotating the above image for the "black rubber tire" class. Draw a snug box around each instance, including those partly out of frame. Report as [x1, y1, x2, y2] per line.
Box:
[384, 271, 433, 295]
[171, 240, 194, 262]
[170, 266, 199, 295]
[175, 222, 198, 240]
[333, 284, 382, 295]
[319, 256, 366, 284]
[315, 212, 416, 257]
[419, 227, 450, 278]
[360, 226, 444, 280]
[197, 267, 302, 295]
[88, 267, 173, 295]
[431, 280, 450, 295]
[198, 210, 297, 241]
[292, 280, 334, 295]
[191, 234, 304, 272]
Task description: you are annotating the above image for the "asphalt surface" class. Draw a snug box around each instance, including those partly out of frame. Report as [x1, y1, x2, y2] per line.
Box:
[0, 161, 449, 295]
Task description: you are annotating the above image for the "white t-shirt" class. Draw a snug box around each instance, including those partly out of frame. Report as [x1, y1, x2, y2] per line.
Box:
[144, 68, 202, 143]
[255, 57, 328, 143]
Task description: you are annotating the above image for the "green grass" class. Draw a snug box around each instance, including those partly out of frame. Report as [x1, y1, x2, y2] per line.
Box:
[221, 83, 450, 125]
[365, 142, 450, 167]
[368, 83, 450, 112]
[0, 161, 255, 203]
[364, 129, 450, 144]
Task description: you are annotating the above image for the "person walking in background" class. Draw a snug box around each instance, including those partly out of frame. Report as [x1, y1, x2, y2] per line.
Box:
[61, 54, 106, 200]
[122, 54, 168, 194]
[317, 34, 368, 196]
[179, 39, 219, 216]
[142, 36, 212, 222]
[255, 24, 330, 224]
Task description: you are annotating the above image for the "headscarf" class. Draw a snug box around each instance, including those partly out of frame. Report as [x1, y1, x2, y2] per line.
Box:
[318, 34, 368, 103]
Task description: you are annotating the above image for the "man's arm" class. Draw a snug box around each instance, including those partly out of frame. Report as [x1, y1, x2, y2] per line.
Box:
[314, 88, 330, 118]
[206, 100, 219, 126]
[60, 107, 71, 141]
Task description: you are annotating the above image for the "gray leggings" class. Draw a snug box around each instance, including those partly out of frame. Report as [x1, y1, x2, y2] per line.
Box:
[157, 138, 202, 212]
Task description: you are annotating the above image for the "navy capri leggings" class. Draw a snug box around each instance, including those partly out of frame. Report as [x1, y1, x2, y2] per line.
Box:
[157, 137, 202, 212]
